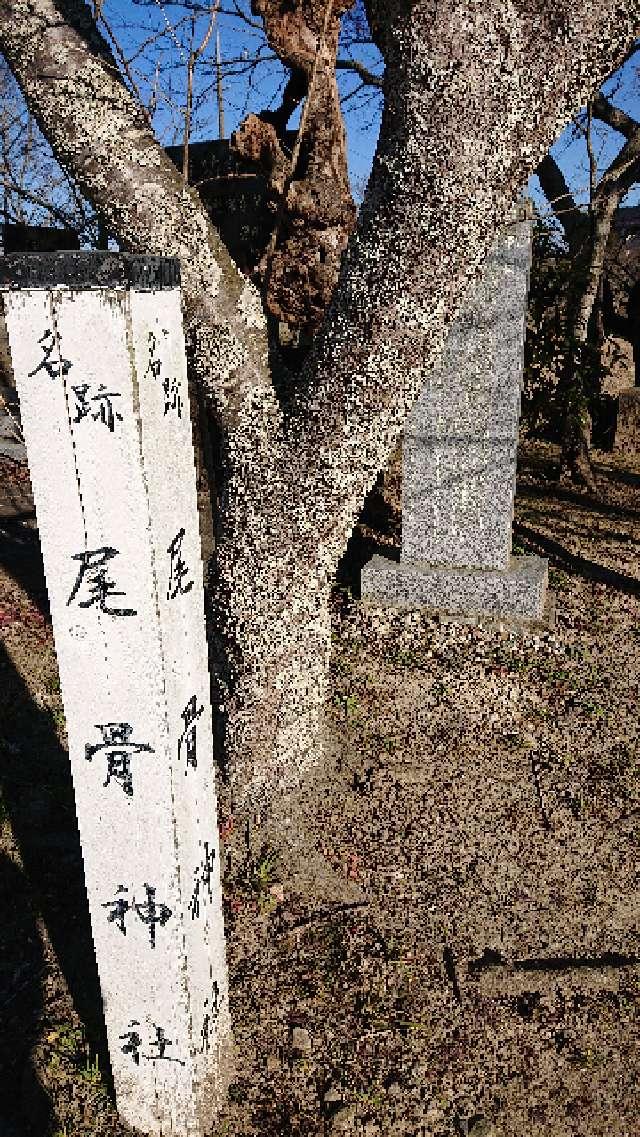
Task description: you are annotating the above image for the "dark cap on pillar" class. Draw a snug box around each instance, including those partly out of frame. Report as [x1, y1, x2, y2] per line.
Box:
[0, 252, 181, 291]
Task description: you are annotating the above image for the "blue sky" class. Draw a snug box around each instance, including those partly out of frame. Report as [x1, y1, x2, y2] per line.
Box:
[4, 3, 639, 232]
[109, 0, 384, 198]
[105, 3, 639, 221]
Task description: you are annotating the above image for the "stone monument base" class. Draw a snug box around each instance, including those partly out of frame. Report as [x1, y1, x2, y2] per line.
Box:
[360, 553, 551, 627]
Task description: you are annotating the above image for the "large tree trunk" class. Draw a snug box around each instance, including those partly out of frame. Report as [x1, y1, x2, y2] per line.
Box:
[209, 573, 332, 806]
[0, 0, 637, 826]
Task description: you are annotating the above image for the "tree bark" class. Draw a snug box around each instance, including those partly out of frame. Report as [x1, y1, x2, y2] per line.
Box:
[559, 191, 621, 489]
[0, 0, 638, 820]
[231, 0, 357, 344]
[572, 99, 640, 482]
[536, 94, 640, 488]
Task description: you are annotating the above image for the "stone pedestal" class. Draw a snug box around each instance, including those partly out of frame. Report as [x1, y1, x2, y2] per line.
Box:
[362, 209, 551, 627]
[1, 254, 232, 1136]
[614, 387, 640, 455]
[361, 554, 548, 623]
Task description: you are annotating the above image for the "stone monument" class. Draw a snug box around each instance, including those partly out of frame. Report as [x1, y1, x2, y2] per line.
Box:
[361, 204, 552, 627]
[0, 253, 232, 1136]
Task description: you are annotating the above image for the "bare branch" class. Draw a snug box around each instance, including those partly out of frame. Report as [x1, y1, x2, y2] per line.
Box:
[182, 3, 220, 178]
[0, 172, 84, 229]
[597, 37, 640, 92]
[97, 8, 154, 125]
[594, 116, 640, 201]
[592, 91, 639, 140]
[335, 56, 383, 87]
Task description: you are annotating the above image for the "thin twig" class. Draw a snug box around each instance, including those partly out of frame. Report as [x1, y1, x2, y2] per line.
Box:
[97, 9, 154, 127]
[443, 944, 464, 1006]
[183, 1, 220, 180]
[0, 174, 79, 230]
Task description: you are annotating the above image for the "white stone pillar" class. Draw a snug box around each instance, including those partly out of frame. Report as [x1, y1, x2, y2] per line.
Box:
[0, 254, 232, 1136]
[361, 205, 552, 627]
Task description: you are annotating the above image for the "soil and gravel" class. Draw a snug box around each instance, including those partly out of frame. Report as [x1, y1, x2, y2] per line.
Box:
[0, 437, 638, 1137]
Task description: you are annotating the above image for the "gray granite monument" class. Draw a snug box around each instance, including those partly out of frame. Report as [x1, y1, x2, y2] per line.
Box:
[361, 204, 551, 626]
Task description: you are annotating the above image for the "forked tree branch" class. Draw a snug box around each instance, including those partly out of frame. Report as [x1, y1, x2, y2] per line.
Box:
[592, 90, 639, 139]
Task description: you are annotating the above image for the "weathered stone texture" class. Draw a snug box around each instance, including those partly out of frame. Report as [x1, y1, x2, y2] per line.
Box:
[362, 212, 549, 625]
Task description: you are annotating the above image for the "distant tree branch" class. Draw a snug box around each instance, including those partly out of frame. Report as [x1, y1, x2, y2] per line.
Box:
[96, 6, 154, 124]
[335, 56, 382, 87]
[597, 38, 640, 91]
[594, 113, 640, 200]
[592, 91, 639, 140]
[0, 172, 85, 229]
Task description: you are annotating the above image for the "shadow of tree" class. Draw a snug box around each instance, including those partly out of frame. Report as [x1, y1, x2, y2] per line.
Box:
[0, 852, 47, 1136]
[335, 476, 401, 597]
[0, 518, 116, 1129]
[517, 478, 640, 524]
[513, 520, 640, 597]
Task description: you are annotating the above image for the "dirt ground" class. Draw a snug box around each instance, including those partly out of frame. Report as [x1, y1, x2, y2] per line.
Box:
[0, 438, 638, 1137]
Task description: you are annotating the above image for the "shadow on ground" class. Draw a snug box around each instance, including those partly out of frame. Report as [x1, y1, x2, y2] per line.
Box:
[0, 513, 116, 1132]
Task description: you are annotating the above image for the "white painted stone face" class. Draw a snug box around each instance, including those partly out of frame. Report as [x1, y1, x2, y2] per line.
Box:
[2, 268, 231, 1136]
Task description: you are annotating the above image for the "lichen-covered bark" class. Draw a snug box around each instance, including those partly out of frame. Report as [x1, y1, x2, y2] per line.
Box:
[280, 0, 640, 558]
[0, 0, 637, 816]
[231, 0, 357, 340]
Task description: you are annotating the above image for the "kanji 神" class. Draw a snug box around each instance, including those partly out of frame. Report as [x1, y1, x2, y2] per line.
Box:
[67, 546, 137, 617]
[178, 694, 204, 771]
[72, 383, 124, 433]
[27, 327, 72, 381]
[167, 528, 193, 600]
[102, 882, 172, 947]
[84, 722, 154, 797]
[120, 1021, 142, 1065]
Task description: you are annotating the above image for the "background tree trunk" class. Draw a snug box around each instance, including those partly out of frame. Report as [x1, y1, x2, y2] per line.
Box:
[558, 191, 621, 490]
[536, 90, 640, 488]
